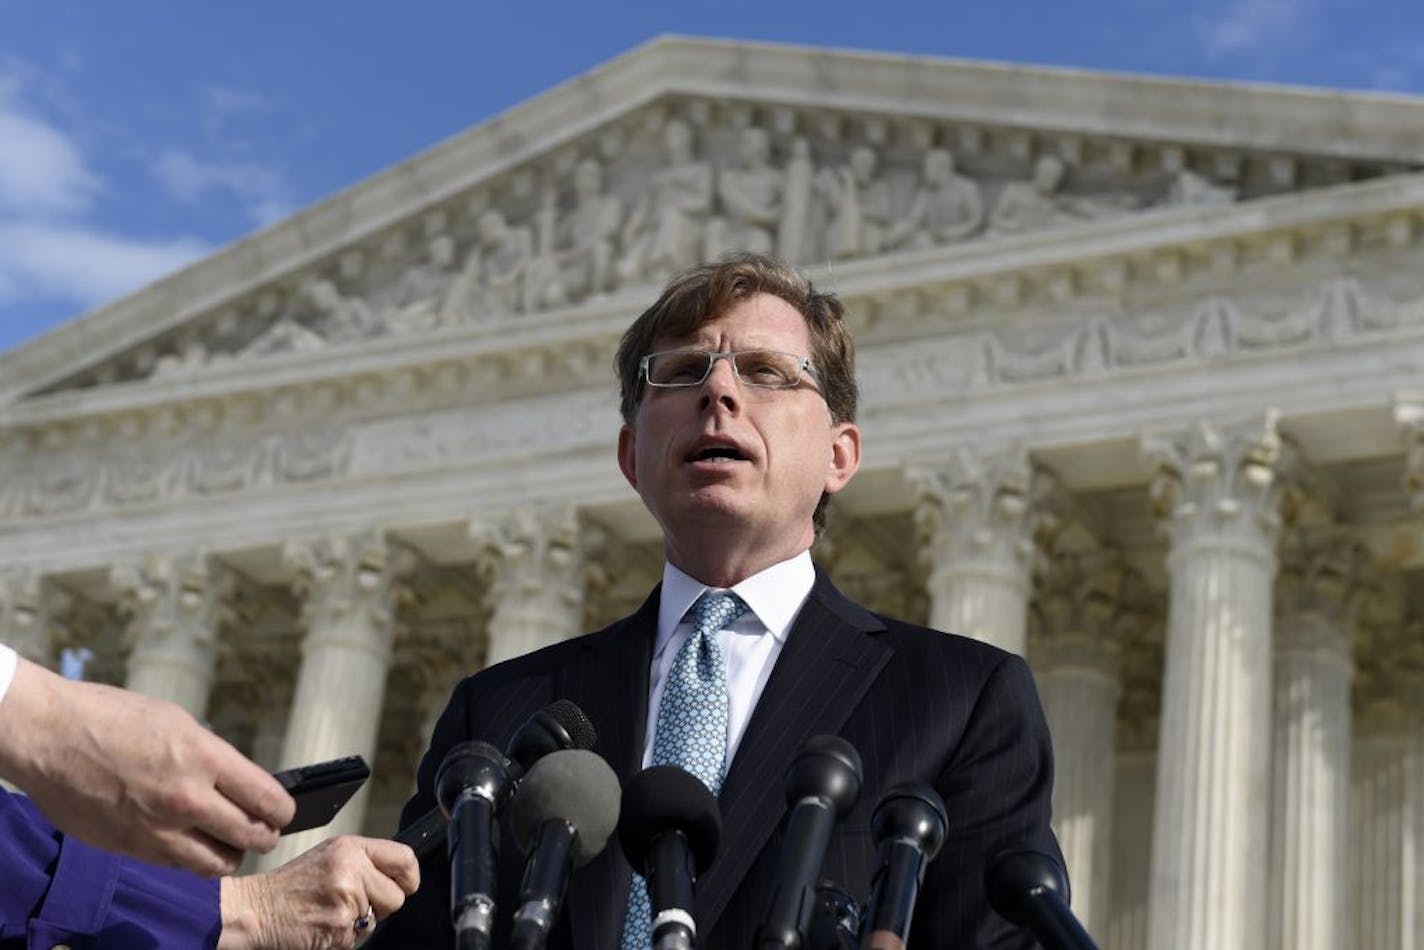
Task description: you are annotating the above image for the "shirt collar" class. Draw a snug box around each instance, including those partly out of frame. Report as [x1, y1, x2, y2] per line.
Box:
[656, 551, 816, 658]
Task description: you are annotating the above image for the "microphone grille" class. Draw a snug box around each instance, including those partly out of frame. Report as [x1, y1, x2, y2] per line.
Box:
[545, 699, 598, 751]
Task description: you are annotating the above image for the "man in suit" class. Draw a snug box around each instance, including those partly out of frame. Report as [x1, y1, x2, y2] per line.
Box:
[374, 253, 1062, 947]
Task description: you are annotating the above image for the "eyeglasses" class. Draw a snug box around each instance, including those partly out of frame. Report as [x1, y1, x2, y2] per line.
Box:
[639, 348, 821, 391]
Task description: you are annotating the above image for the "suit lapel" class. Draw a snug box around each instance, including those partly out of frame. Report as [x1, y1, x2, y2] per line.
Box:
[695, 570, 891, 928]
[561, 588, 658, 950]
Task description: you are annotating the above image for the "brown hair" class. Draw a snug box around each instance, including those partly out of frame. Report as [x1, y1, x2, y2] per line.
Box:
[614, 253, 859, 534]
[615, 253, 858, 426]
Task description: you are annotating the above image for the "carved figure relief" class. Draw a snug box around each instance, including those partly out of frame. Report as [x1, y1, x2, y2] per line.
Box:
[616, 118, 713, 283]
[388, 235, 458, 332]
[448, 210, 535, 318]
[885, 149, 984, 249]
[536, 159, 622, 307]
[815, 145, 893, 259]
[707, 126, 787, 258]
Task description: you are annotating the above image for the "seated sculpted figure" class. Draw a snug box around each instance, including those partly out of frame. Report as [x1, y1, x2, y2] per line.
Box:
[617, 118, 713, 283]
[389, 234, 457, 332]
[707, 126, 783, 258]
[446, 210, 535, 319]
[886, 148, 985, 249]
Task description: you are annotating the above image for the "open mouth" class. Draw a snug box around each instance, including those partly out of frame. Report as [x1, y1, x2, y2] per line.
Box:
[687, 444, 749, 463]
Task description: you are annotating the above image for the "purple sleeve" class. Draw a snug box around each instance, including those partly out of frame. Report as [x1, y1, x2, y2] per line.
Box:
[0, 787, 220, 949]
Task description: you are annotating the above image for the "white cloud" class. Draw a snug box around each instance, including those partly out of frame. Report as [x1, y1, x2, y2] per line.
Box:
[152, 149, 293, 227]
[0, 77, 98, 216]
[1198, 0, 1312, 59]
[0, 222, 210, 308]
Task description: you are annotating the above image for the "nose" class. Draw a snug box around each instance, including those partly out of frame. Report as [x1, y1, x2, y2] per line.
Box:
[698, 353, 742, 414]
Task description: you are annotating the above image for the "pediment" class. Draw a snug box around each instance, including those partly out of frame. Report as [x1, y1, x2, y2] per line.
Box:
[3, 35, 1422, 406]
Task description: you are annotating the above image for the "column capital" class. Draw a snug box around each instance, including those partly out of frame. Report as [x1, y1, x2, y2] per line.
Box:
[110, 551, 235, 652]
[282, 532, 416, 645]
[1030, 547, 1147, 678]
[1273, 529, 1369, 653]
[1353, 619, 1424, 735]
[1141, 412, 1284, 555]
[908, 444, 1062, 571]
[470, 504, 586, 606]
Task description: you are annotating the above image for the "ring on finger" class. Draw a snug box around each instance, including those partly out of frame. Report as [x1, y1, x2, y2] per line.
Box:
[353, 906, 375, 932]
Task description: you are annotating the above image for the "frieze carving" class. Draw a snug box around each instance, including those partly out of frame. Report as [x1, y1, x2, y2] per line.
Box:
[57, 96, 1385, 391]
[0, 423, 353, 520]
[956, 276, 1413, 390]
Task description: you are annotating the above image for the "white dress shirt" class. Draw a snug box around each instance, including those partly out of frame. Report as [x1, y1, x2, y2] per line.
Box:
[641, 551, 816, 770]
[0, 643, 17, 704]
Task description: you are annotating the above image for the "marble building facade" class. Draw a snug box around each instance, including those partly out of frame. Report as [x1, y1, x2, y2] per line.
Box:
[1, 37, 1422, 949]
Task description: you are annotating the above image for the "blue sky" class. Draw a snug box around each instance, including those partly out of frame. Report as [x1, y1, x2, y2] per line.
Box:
[1, 0, 1421, 355]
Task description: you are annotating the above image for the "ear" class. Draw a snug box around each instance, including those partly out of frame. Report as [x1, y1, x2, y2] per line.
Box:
[823, 422, 861, 496]
[617, 424, 639, 490]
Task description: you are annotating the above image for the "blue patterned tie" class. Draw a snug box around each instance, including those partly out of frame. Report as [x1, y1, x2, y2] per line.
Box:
[621, 591, 749, 949]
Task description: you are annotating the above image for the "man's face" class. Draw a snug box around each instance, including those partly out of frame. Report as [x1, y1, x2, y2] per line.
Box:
[617, 293, 861, 572]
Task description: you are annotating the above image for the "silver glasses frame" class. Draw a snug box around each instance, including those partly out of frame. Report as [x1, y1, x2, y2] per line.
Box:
[639, 348, 821, 391]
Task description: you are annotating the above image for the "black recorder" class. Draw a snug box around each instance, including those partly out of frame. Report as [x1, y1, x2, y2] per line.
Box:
[273, 755, 371, 835]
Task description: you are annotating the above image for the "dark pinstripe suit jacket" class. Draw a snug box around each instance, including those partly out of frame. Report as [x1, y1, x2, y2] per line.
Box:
[373, 568, 1061, 948]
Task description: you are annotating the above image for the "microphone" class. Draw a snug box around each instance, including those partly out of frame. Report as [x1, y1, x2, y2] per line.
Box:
[617, 765, 723, 950]
[858, 783, 948, 950]
[806, 881, 859, 950]
[508, 699, 599, 776]
[396, 700, 598, 860]
[755, 735, 864, 950]
[508, 749, 622, 949]
[985, 849, 1098, 950]
[436, 740, 515, 950]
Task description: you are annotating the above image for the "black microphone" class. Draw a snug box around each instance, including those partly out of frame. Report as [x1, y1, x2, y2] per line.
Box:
[436, 740, 515, 950]
[986, 849, 1098, 950]
[396, 701, 598, 860]
[807, 881, 859, 950]
[617, 765, 722, 950]
[858, 783, 948, 950]
[508, 699, 599, 776]
[507, 749, 622, 950]
[755, 735, 864, 950]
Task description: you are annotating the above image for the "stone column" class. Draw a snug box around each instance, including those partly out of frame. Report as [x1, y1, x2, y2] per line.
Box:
[258, 533, 412, 869]
[1348, 615, 1423, 950]
[1267, 532, 1361, 950]
[1141, 416, 1283, 950]
[111, 553, 231, 719]
[1105, 629, 1163, 950]
[909, 447, 1056, 655]
[0, 568, 50, 667]
[472, 506, 587, 666]
[1030, 547, 1136, 937]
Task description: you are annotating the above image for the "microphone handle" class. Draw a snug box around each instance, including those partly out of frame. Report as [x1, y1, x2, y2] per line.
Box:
[859, 839, 927, 946]
[510, 818, 578, 950]
[1017, 889, 1100, 950]
[450, 790, 498, 942]
[648, 830, 698, 949]
[757, 798, 837, 949]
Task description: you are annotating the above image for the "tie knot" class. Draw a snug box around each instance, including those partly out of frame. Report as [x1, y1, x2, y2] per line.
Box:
[689, 590, 749, 635]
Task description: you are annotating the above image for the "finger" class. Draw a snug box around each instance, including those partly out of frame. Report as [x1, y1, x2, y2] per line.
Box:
[208, 737, 297, 830]
[359, 838, 421, 894]
[182, 777, 286, 854]
[149, 828, 243, 878]
[362, 861, 411, 920]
